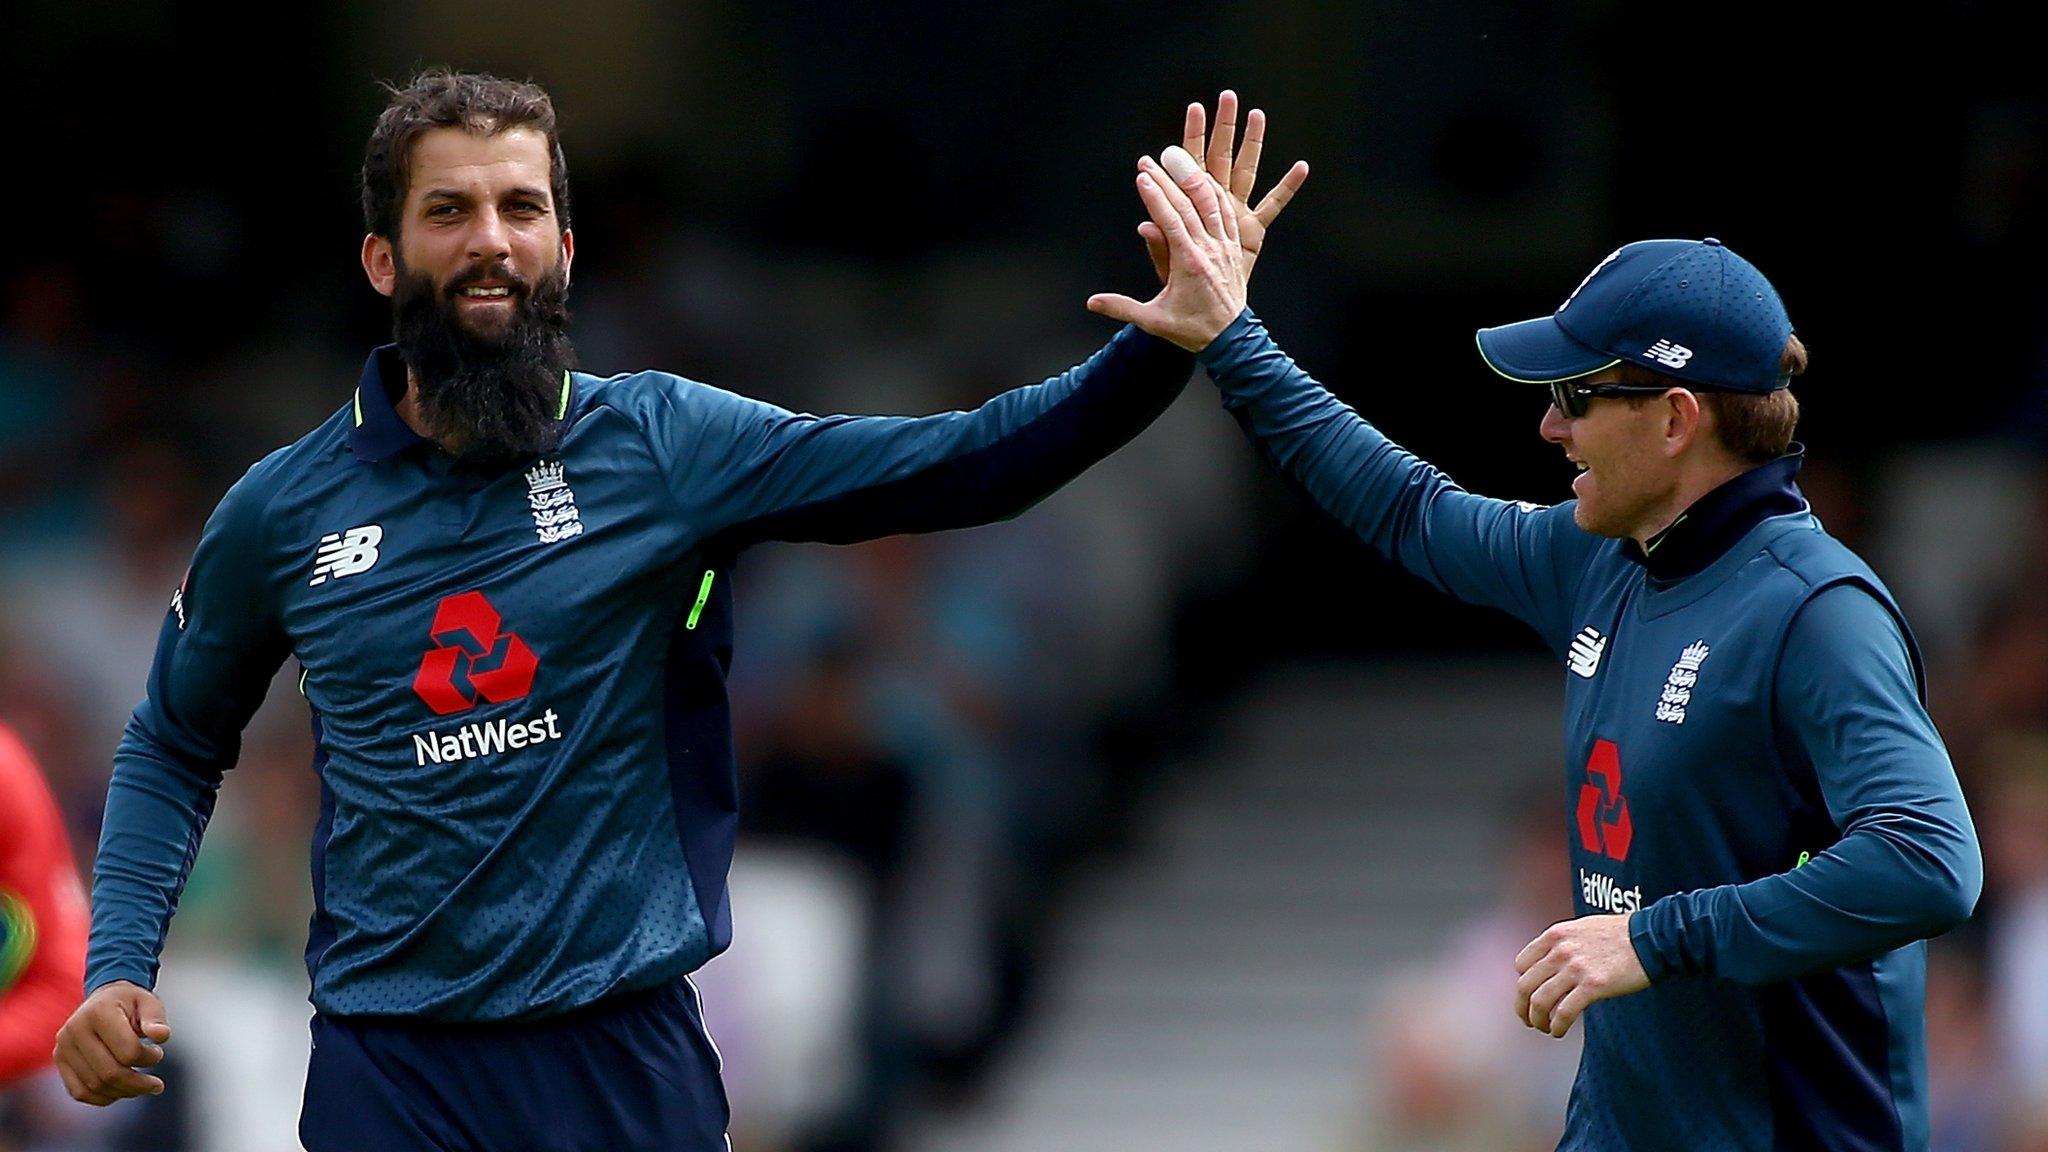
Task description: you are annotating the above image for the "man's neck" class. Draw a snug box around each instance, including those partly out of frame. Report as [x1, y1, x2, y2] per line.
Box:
[1630, 458, 1750, 551]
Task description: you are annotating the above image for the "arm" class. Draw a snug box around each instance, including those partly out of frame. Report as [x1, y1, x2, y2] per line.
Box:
[1630, 584, 1982, 985]
[1099, 121, 1599, 644]
[58, 466, 289, 1104]
[0, 725, 88, 1085]
[672, 324, 1194, 549]
[1198, 312, 1599, 643]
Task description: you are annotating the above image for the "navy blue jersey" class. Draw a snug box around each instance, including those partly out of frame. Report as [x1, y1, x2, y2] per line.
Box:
[87, 326, 1190, 1021]
[1198, 312, 1980, 1152]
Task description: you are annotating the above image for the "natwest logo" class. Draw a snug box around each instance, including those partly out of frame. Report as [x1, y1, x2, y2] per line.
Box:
[1575, 738, 1634, 862]
[412, 591, 539, 716]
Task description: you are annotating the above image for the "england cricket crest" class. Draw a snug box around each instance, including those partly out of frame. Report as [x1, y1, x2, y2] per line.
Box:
[524, 460, 584, 544]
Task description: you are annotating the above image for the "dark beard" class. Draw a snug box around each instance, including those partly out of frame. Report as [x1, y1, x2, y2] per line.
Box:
[392, 254, 576, 470]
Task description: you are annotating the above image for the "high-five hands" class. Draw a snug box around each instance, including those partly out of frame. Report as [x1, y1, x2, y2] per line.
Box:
[1141, 91, 1310, 286]
[1087, 147, 1252, 352]
[1089, 91, 1309, 353]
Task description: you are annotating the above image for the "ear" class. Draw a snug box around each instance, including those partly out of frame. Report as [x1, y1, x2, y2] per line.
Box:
[362, 233, 397, 298]
[1661, 388, 1704, 459]
[560, 227, 575, 285]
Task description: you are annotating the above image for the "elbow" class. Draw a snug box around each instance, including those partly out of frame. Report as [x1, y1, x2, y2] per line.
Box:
[1914, 840, 1984, 937]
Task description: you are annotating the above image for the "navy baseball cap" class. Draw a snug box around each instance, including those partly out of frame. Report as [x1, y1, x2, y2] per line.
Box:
[1475, 238, 1794, 393]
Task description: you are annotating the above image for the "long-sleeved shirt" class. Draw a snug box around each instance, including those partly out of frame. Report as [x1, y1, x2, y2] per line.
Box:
[1198, 311, 1980, 1152]
[87, 326, 1190, 1021]
[0, 721, 88, 1085]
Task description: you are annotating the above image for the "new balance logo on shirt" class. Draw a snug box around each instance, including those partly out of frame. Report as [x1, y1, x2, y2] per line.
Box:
[310, 525, 383, 586]
[1569, 626, 1609, 678]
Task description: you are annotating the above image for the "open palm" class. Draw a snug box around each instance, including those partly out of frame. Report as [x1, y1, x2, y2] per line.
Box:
[1140, 90, 1310, 284]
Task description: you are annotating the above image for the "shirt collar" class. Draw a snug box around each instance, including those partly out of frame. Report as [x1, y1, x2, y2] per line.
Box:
[346, 345, 428, 463]
[1628, 446, 1808, 581]
[346, 344, 580, 464]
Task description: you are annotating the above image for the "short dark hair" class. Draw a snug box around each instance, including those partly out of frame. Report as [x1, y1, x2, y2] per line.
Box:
[1614, 335, 1808, 463]
[361, 69, 571, 241]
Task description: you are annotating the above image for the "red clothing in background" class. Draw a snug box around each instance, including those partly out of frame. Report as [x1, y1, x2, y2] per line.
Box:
[0, 720, 88, 1085]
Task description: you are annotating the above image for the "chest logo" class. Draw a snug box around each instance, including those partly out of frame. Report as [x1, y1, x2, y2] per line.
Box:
[309, 525, 384, 586]
[1654, 640, 1711, 724]
[1567, 626, 1608, 678]
[1576, 739, 1634, 862]
[413, 590, 540, 715]
[525, 461, 584, 544]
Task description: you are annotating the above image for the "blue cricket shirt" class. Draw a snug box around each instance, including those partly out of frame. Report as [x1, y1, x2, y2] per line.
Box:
[1198, 312, 1980, 1152]
[87, 325, 1191, 1021]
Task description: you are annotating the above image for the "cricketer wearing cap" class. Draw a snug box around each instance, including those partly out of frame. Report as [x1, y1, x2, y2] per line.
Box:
[51, 72, 1275, 1151]
[1107, 116, 1982, 1150]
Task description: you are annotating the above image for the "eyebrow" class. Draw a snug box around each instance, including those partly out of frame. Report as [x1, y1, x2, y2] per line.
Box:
[417, 186, 553, 208]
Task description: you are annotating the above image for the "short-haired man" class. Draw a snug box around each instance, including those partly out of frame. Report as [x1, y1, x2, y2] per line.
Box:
[52, 72, 1273, 1151]
[1100, 122, 1982, 1150]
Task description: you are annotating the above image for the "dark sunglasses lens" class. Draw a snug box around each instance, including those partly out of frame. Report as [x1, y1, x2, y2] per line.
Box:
[1550, 381, 1585, 417]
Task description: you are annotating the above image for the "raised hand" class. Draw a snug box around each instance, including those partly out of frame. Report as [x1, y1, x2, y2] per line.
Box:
[1089, 147, 1248, 352]
[1139, 90, 1310, 284]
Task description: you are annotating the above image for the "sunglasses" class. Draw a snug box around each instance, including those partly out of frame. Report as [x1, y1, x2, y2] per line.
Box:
[1547, 379, 1680, 418]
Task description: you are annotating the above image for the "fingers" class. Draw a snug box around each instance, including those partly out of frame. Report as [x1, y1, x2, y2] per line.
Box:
[1181, 102, 1206, 164]
[1549, 984, 1597, 1038]
[1086, 291, 1152, 328]
[1206, 89, 1239, 184]
[1526, 969, 1574, 1033]
[1140, 157, 1213, 248]
[55, 992, 170, 1106]
[56, 1025, 164, 1104]
[1138, 221, 1169, 284]
[1231, 107, 1267, 201]
[1253, 160, 1311, 227]
[1133, 167, 1192, 242]
[1156, 148, 1228, 242]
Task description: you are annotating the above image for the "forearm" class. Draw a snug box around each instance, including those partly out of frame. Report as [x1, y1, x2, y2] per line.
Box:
[1196, 309, 1589, 635]
[85, 746, 221, 994]
[1631, 816, 1978, 985]
[730, 325, 1191, 545]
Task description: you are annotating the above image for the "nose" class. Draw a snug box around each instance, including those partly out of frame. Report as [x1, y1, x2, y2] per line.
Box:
[466, 206, 512, 264]
[1540, 402, 1571, 446]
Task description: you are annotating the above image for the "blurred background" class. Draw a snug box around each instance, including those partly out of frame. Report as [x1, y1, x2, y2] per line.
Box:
[0, 2, 2042, 1150]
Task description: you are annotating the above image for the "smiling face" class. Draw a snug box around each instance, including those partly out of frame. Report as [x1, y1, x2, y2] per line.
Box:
[362, 126, 573, 329]
[359, 126, 579, 468]
[1539, 372, 1691, 541]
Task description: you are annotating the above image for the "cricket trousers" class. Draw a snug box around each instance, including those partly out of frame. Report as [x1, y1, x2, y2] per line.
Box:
[299, 977, 730, 1151]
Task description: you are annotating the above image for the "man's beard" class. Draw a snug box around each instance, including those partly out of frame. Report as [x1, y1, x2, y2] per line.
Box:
[393, 253, 576, 470]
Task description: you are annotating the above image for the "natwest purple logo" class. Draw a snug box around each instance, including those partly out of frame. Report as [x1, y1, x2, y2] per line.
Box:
[411, 591, 539, 716]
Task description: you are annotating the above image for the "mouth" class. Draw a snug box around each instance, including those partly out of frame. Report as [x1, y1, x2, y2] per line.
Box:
[451, 281, 521, 305]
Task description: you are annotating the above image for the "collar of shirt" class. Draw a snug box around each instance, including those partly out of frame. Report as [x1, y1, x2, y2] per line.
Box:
[1629, 447, 1808, 581]
[346, 344, 580, 464]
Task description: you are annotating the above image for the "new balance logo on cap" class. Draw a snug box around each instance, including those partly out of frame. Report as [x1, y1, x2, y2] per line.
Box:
[1568, 626, 1608, 678]
[310, 525, 383, 586]
[1645, 340, 1693, 369]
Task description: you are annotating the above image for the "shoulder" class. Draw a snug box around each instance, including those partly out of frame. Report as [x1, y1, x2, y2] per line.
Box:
[226, 407, 355, 517]
[1753, 513, 1893, 593]
[576, 369, 761, 424]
